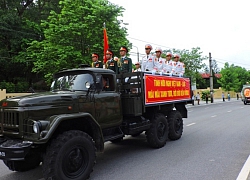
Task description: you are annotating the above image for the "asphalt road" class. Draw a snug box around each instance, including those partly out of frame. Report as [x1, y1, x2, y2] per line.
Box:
[0, 99, 249, 180]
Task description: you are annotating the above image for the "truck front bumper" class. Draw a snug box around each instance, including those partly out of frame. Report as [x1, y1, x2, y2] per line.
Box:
[0, 137, 32, 161]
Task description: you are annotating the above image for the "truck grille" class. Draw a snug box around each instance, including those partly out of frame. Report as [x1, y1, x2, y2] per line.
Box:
[0, 110, 20, 134]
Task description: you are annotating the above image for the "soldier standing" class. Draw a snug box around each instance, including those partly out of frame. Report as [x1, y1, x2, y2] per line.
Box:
[91, 53, 103, 68]
[141, 44, 155, 72]
[106, 49, 119, 74]
[172, 54, 185, 77]
[163, 52, 173, 76]
[119, 46, 132, 73]
[154, 47, 165, 74]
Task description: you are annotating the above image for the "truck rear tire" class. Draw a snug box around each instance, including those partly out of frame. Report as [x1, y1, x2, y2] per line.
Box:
[3, 152, 41, 172]
[167, 110, 183, 140]
[146, 113, 169, 148]
[42, 130, 96, 180]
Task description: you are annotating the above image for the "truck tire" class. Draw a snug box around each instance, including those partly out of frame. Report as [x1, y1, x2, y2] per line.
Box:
[3, 152, 41, 172]
[146, 113, 169, 148]
[167, 110, 183, 140]
[42, 130, 96, 180]
[244, 100, 247, 105]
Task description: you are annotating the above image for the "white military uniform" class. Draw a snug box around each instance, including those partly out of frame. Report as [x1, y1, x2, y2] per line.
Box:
[153, 57, 165, 73]
[172, 61, 185, 76]
[163, 60, 174, 75]
[141, 54, 155, 72]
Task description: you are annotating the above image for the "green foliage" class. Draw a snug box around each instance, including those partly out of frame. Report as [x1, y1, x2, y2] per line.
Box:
[23, 0, 129, 84]
[218, 63, 250, 92]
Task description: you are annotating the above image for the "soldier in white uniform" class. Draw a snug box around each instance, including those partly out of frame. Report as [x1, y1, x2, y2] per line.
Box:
[163, 52, 174, 76]
[141, 44, 155, 72]
[154, 47, 165, 74]
[172, 54, 185, 77]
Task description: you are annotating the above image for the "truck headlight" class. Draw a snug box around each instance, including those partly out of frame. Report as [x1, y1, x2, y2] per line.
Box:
[32, 121, 49, 134]
[33, 122, 39, 133]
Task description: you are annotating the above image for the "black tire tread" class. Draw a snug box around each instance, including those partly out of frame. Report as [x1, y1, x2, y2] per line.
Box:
[167, 110, 183, 140]
[42, 130, 96, 180]
[146, 113, 169, 148]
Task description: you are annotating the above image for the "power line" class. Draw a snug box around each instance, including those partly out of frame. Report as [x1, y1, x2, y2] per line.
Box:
[128, 36, 250, 69]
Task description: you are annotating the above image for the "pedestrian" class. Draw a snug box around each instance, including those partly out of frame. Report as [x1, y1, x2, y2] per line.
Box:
[222, 92, 225, 102]
[172, 54, 185, 77]
[141, 44, 155, 72]
[205, 94, 209, 104]
[163, 52, 173, 76]
[196, 92, 200, 105]
[191, 91, 195, 106]
[106, 49, 119, 74]
[227, 92, 230, 101]
[236, 93, 239, 100]
[91, 53, 103, 68]
[133, 62, 141, 72]
[119, 46, 132, 73]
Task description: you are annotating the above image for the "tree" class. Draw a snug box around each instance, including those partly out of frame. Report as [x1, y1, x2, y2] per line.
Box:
[217, 63, 250, 92]
[23, 0, 129, 83]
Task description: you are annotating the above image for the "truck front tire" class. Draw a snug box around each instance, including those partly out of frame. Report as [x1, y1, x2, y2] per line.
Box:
[167, 110, 183, 140]
[146, 113, 169, 148]
[42, 130, 96, 180]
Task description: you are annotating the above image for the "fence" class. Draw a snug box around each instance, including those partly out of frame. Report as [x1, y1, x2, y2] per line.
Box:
[0, 89, 32, 101]
[0, 88, 239, 101]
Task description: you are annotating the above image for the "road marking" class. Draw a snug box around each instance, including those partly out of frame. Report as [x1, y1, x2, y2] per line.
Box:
[227, 110, 232, 112]
[186, 123, 196, 127]
[211, 115, 217, 118]
[236, 155, 250, 180]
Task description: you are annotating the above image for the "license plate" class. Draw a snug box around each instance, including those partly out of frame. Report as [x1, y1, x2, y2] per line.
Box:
[0, 152, 5, 157]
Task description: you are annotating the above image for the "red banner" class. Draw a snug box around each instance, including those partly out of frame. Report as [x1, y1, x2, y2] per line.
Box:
[103, 27, 109, 64]
[144, 74, 191, 105]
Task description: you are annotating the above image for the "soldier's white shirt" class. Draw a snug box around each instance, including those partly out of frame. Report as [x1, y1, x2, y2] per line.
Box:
[163, 60, 174, 74]
[141, 54, 155, 71]
[172, 61, 185, 76]
[154, 57, 165, 72]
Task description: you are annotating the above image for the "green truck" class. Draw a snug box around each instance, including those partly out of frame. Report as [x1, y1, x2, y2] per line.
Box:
[0, 67, 192, 180]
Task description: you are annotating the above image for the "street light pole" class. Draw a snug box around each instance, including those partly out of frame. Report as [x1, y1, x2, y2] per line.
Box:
[132, 45, 139, 62]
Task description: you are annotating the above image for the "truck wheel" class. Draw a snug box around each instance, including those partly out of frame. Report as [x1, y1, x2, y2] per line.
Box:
[146, 113, 168, 148]
[244, 100, 247, 105]
[167, 110, 183, 140]
[3, 152, 41, 172]
[42, 130, 96, 180]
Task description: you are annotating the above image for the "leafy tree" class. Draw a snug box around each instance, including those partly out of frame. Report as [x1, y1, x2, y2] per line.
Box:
[23, 0, 129, 83]
[0, 0, 61, 91]
[217, 62, 249, 92]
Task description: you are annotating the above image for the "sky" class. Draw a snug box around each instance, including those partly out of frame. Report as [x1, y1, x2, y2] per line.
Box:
[109, 0, 250, 70]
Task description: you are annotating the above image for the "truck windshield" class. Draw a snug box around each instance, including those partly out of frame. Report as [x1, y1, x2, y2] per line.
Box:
[51, 73, 94, 91]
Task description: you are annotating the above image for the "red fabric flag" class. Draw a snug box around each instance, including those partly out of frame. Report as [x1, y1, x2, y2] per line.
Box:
[103, 27, 109, 64]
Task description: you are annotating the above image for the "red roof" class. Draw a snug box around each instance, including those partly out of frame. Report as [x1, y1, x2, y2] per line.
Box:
[201, 73, 221, 79]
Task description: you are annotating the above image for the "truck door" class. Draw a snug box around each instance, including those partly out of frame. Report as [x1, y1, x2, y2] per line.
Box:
[94, 75, 122, 129]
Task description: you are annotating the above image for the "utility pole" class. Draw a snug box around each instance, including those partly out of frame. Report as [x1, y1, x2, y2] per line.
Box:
[132, 45, 139, 62]
[209, 52, 214, 103]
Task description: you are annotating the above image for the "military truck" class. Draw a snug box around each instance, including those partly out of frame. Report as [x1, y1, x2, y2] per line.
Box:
[241, 83, 250, 105]
[0, 67, 192, 179]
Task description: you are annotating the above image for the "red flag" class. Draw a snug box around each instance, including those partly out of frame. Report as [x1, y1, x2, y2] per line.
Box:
[103, 25, 109, 64]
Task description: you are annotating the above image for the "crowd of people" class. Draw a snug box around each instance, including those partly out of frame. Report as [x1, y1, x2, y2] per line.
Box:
[91, 44, 185, 77]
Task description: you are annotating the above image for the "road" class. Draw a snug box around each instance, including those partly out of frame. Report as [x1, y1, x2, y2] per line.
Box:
[0, 99, 249, 180]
